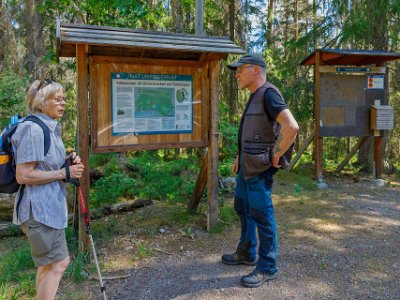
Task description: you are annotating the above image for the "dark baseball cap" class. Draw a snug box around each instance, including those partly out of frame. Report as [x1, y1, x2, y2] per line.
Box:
[227, 53, 266, 70]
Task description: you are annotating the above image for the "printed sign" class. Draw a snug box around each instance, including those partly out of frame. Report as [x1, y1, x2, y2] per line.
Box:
[111, 73, 193, 135]
[367, 75, 384, 89]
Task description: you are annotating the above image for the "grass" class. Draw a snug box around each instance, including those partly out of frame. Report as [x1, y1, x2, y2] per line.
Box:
[0, 227, 100, 299]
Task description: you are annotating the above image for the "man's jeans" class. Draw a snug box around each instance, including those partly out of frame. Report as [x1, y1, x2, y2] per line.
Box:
[234, 166, 278, 274]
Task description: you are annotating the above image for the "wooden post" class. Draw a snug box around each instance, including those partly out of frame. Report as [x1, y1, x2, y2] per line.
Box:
[76, 44, 90, 251]
[314, 51, 323, 180]
[335, 136, 368, 174]
[374, 136, 383, 179]
[288, 128, 315, 171]
[207, 60, 219, 230]
[188, 148, 208, 213]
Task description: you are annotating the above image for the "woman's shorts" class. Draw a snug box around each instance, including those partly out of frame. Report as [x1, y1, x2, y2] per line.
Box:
[21, 219, 69, 267]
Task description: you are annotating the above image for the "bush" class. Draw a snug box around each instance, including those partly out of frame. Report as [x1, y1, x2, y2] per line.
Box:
[91, 173, 136, 206]
[0, 70, 28, 128]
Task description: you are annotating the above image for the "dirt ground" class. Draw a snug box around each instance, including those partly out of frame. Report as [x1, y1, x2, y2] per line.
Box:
[57, 174, 400, 300]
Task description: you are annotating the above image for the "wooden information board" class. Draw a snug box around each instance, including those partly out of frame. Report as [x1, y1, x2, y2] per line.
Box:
[90, 56, 209, 152]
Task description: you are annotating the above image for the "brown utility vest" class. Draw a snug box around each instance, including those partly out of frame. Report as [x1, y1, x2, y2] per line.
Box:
[240, 82, 284, 180]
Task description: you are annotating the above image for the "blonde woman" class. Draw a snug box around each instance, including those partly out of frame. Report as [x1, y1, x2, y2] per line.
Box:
[12, 79, 84, 300]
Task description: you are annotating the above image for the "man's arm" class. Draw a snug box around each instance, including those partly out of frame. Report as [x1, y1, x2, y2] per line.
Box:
[272, 109, 299, 168]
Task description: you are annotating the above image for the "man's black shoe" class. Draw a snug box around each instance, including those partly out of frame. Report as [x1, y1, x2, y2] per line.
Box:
[221, 252, 257, 266]
[241, 269, 277, 288]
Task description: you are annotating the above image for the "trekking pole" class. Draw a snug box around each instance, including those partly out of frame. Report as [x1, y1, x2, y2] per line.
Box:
[65, 157, 107, 300]
[76, 181, 107, 300]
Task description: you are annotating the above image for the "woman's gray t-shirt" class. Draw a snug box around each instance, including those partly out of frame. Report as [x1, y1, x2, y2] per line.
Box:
[11, 113, 67, 229]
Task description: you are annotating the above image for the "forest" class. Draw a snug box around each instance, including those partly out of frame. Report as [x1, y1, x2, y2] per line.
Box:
[1, 1, 400, 299]
[1, 0, 400, 174]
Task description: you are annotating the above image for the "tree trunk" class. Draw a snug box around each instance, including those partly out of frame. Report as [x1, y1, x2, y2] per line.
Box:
[33, 0, 44, 78]
[0, 0, 4, 64]
[171, 0, 184, 33]
[25, 0, 35, 75]
[228, 0, 236, 123]
[266, 0, 274, 50]
[358, 0, 389, 172]
[242, 0, 249, 49]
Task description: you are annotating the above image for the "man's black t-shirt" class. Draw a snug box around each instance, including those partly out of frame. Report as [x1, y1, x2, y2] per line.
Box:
[264, 88, 287, 120]
[238, 85, 288, 154]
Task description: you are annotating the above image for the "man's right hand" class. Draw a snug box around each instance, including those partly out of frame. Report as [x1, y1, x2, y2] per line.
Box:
[232, 156, 239, 174]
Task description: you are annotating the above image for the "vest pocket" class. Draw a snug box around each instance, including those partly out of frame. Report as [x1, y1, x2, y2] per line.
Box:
[242, 145, 272, 180]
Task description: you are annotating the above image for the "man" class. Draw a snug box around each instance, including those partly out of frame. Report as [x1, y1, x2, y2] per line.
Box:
[222, 53, 299, 288]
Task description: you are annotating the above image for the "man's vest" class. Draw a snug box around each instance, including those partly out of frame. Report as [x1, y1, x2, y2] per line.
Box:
[240, 82, 285, 180]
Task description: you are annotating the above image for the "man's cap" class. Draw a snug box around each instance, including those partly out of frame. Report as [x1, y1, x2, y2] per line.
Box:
[227, 53, 266, 70]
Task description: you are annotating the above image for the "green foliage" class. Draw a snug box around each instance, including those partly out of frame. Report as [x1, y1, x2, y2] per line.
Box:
[0, 244, 34, 282]
[0, 70, 28, 128]
[219, 205, 238, 224]
[0, 241, 36, 299]
[89, 151, 199, 207]
[219, 101, 239, 160]
[92, 172, 136, 206]
[0, 275, 35, 300]
[134, 240, 153, 259]
[64, 252, 88, 283]
[89, 153, 117, 168]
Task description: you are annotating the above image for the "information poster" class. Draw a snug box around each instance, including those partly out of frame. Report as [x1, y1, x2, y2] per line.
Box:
[111, 72, 193, 135]
[367, 75, 384, 89]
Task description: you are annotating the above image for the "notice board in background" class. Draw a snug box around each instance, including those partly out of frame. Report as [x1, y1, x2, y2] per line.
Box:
[319, 72, 386, 137]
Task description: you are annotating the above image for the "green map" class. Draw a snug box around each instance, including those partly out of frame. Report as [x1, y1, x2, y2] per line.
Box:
[135, 88, 175, 118]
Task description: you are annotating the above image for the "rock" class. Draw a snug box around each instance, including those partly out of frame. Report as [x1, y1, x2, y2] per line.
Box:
[219, 176, 236, 190]
[0, 193, 15, 221]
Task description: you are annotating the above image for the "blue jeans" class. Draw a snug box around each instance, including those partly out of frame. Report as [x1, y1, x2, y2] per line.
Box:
[234, 166, 278, 274]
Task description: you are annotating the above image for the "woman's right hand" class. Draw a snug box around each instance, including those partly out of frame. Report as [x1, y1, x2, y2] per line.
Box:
[69, 163, 85, 179]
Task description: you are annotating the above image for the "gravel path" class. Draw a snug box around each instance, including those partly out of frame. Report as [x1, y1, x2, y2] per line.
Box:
[63, 177, 400, 300]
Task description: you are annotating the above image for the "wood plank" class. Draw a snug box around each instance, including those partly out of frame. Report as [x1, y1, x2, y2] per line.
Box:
[315, 51, 323, 180]
[63, 30, 235, 46]
[374, 136, 383, 179]
[90, 55, 205, 66]
[288, 129, 315, 171]
[61, 37, 244, 54]
[207, 60, 219, 230]
[319, 66, 386, 73]
[62, 24, 235, 43]
[188, 149, 208, 213]
[335, 136, 368, 173]
[76, 44, 90, 251]
[93, 142, 207, 153]
[89, 60, 98, 150]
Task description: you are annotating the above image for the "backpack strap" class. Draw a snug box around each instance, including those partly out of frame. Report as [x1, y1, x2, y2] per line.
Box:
[15, 115, 51, 222]
[22, 115, 51, 156]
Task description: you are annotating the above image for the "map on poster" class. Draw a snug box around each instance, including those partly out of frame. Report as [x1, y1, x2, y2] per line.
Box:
[111, 73, 193, 135]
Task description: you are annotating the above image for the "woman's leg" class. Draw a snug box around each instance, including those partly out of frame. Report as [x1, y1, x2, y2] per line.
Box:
[36, 255, 70, 300]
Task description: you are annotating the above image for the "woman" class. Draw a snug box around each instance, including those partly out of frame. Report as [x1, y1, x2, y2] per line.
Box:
[12, 79, 84, 300]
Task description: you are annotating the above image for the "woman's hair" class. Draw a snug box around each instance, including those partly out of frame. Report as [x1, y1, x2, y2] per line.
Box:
[26, 80, 64, 114]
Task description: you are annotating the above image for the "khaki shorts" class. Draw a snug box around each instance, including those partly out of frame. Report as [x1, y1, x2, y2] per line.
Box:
[21, 219, 69, 267]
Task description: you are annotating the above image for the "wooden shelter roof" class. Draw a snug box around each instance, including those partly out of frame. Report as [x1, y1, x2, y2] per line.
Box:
[57, 21, 245, 61]
[301, 49, 400, 66]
